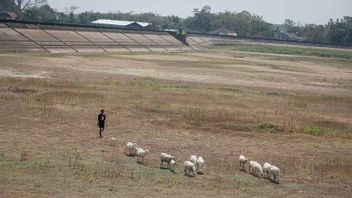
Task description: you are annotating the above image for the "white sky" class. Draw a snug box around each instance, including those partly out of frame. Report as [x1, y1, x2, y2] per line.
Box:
[47, 0, 352, 24]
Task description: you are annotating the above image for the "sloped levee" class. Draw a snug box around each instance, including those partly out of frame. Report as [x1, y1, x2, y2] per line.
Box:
[0, 21, 189, 53]
[2, 20, 350, 54]
[186, 34, 239, 49]
[186, 33, 352, 50]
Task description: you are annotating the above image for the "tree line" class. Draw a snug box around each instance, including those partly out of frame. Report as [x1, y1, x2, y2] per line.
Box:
[1, 0, 351, 46]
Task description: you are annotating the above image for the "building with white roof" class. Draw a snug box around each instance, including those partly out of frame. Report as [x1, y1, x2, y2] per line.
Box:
[91, 19, 152, 29]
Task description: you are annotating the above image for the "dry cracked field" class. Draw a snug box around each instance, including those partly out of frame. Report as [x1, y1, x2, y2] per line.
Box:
[0, 46, 352, 197]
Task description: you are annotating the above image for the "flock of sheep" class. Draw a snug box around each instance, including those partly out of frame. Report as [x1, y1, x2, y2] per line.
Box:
[123, 141, 205, 177]
[239, 155, 281, 183]
[113, 139, 281, 182]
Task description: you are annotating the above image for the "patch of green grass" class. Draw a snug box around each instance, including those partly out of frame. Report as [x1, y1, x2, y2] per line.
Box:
[233, 175, 258, 193]
[108, 186, 118, 192]
[214, 44, 352, 60]
[304, 126, 338, 136]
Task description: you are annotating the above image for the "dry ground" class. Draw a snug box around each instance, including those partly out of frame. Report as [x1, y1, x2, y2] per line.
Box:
[0, 48, 352, 197]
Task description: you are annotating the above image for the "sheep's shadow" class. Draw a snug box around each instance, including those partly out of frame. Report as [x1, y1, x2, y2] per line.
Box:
[184, 174, 196, 177]
[159, 167, 177, 174]
[249, 172, 262, 179]
[267, 178, 280, 184]
[136, 161, 147, 165]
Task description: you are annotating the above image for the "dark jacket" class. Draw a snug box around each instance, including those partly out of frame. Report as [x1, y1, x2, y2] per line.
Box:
[98, 113, 106, 127]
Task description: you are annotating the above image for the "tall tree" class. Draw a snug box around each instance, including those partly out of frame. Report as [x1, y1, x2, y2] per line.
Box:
[191, 6, 214, 33]
[66, 6, 78, 23]
[0, 0, 17, 11]
[302, 24, 326, 43]
[14, 0, 32, 11]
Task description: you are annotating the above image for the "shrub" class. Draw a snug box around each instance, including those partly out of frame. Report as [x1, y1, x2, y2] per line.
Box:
[304, 127, 338, 136]
[257, 122, 280, 133]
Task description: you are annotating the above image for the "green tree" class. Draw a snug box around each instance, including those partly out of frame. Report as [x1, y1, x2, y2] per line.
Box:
[22, 4, 56, 21]
[14, 0, 33, 12]
[302, 24, 326, 43]
[0, 0, 17, 12]
[65, 6, 78, 23]
[191, 6, 214, 33]
[326, 18, 352, 45]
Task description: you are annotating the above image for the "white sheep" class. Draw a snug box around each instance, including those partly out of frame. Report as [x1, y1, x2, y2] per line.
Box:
[190, 155, 198, 168]
[110, 137, 117, 147]
[184, 161, 196, 177]
[125, 142, 137, 156]
[249, 161, 263, 178]
[160, 153, 176, 169]
[263, 162, 272, 179]
[196, 156, 205, 174]
[170, 159, 176, 173]
[239, 155, 248, 171]
[136, 147, 150, 164]
[270, 165, 281, 183]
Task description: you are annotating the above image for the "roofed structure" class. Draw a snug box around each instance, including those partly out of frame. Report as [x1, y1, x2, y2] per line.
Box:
[210, 27, 237, 36]
[0, 12, 17, 20]
[277, 32, 304, 41]
[91, 19, 151, 29]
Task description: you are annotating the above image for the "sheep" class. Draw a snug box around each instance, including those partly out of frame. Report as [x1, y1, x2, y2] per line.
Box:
[190, 155, 198, 164]
[196, 156, 205, 174]
[110, 137, 117, 147]
[136, 147, 150, 164]
[190, 155, 198, 169]
[160, 153, 176, 169]
[170, 159, 176, 173]
[125, 142, 137, 156]
[249, 161, 263, 178]
[184, 161, 196, 177]
[239, 155, 248, 171]
[270, 165, 281, 183]
[263, 162, 272, 179]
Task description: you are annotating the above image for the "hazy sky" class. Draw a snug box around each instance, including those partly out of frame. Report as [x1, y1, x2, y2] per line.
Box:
[47, 0, 352, 24]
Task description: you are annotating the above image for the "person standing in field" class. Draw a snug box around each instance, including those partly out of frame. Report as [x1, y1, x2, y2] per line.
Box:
[97, 109, 106, 138]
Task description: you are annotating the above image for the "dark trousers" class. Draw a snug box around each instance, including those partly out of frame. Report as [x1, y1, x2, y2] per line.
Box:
[99, 122, 105, 137]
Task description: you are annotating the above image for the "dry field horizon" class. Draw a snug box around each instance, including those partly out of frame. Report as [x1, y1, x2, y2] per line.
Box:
[0, 46, 352, 197]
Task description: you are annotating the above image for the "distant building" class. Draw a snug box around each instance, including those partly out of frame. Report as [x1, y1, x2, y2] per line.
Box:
[91, 19, 152, 29]
[0, 12, 17, 20]
[278, 31, 304, 41]
[210, 27, 237, 37]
